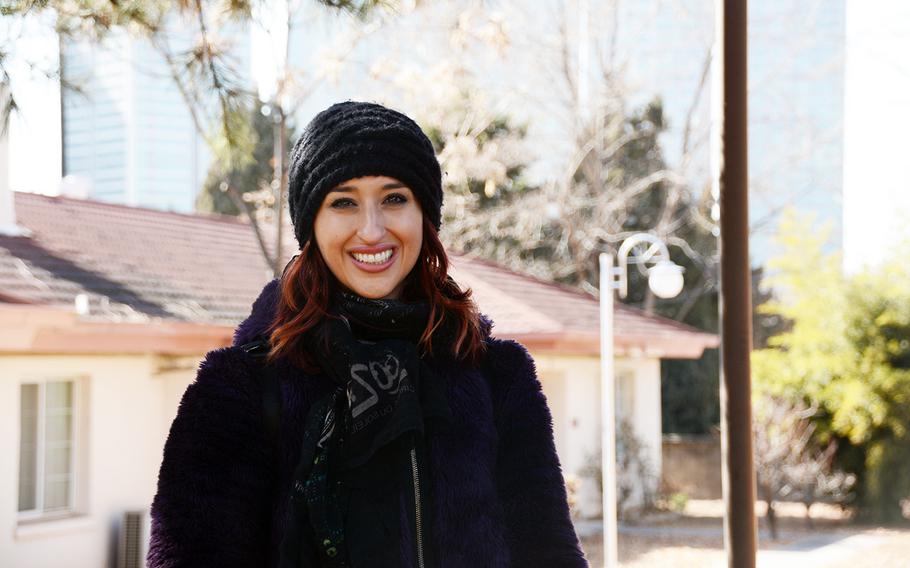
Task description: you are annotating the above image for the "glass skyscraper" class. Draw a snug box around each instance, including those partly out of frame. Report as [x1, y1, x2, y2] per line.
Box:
[60, 18, 250, 213]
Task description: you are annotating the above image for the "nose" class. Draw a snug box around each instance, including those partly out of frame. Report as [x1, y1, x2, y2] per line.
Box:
[357, 204, 386, 243]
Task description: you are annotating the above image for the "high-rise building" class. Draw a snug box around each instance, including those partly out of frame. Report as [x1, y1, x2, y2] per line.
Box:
[60, 18, 249, 213]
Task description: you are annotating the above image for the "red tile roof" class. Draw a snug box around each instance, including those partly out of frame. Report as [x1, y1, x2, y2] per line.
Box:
[450, 255, 718, 357]
[3, 192, 290, 323]
[3, 192, 716, 356]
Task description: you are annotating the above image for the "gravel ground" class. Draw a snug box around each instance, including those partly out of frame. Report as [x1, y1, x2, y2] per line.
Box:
[577, 500, 910, 567]
[582, 532, 725, 567]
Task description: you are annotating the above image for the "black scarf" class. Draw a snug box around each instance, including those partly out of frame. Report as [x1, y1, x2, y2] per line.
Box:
[278, 289, 453, 568]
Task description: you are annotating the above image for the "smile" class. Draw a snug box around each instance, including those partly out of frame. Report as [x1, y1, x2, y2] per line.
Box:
[349, 247, 397, 272]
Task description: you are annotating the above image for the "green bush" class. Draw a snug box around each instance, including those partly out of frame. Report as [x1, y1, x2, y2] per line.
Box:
[752, 209, 910, 522]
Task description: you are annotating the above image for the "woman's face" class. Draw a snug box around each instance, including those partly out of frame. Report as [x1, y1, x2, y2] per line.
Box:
[313, 175, 423, 300]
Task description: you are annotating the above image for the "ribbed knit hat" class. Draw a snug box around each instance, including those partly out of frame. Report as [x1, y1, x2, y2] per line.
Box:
[287, 101, 444, 248]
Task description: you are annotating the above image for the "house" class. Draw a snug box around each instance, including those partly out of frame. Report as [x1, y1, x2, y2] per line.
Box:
[448, 254, 718, 516]
[0, 191, 717, 566]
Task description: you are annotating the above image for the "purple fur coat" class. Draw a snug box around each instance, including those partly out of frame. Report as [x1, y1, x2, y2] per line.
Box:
[148, 279, 588, 567]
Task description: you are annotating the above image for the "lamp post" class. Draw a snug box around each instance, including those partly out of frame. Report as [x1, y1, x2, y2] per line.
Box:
[599, 234, 684, 568]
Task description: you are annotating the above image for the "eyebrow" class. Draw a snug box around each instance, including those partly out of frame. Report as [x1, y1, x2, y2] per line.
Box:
[329, 182, 407, 193]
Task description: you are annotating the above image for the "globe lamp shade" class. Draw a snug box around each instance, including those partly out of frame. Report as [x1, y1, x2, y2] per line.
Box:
[648, 260, 685, 299]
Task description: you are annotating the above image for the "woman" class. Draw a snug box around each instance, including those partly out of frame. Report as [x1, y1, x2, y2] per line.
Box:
[147, 101, 587, 567]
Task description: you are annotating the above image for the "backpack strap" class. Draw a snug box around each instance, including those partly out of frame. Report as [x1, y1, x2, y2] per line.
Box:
[240, 335, 282, 453]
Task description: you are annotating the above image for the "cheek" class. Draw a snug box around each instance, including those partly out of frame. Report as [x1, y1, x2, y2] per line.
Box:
[403, 227, 423, 269]
[314, 217, 344, 251]
[313, 226, 342, 270]
[406, 207, 424, 242]
[402, 211, 423, 248]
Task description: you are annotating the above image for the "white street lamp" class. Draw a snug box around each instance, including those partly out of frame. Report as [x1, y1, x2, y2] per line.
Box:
[647, 260, 685, 299]
[599, 234, 684, 568]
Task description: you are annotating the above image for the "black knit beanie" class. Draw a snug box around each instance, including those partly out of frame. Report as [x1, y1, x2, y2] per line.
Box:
[287, 101, 444, 248]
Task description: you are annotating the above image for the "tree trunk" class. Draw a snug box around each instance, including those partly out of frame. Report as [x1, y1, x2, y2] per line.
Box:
[759, 483, 778, 540]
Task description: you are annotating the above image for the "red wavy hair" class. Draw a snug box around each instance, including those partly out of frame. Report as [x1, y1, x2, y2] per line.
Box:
[266, 215, 487, 371]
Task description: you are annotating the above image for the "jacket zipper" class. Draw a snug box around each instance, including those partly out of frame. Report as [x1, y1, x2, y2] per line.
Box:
[410, 438, 425, 568]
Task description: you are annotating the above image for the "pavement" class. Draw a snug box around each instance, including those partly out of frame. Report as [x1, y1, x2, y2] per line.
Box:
[752, 531, 893, 568]
[573, 519, 893, 567]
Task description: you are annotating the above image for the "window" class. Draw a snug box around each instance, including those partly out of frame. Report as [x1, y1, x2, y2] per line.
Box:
[18, 381, 77, 517]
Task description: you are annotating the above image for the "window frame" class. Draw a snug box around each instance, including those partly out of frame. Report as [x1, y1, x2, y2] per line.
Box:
[17, 378, 82, 522]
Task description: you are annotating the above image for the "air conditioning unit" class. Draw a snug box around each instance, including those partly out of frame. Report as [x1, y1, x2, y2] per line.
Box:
[118, 509, 150, 568]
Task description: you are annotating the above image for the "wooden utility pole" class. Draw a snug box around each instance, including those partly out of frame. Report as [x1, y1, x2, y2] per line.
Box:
[716, 1, 758, 566]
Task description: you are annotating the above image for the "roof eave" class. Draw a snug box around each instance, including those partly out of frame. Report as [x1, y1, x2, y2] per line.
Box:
[496, 330, 717, 359]
[1, 305, 719, 360]
[0, 304, 234, 355]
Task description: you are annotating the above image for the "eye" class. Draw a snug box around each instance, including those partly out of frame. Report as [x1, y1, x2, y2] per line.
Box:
[328, 193, 408, 209]
[329, 193, 408, 209]
[385, 193, 408, 205]
[329, 197, 355, 209]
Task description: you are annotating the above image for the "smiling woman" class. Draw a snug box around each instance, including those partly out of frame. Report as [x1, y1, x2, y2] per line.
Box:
[147, 101, 588, 568]
[313, 176, 423, 300]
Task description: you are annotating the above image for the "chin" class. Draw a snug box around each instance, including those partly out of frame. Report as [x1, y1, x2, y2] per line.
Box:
[347, 281, 399, 300]
[355, 289, 390, 300]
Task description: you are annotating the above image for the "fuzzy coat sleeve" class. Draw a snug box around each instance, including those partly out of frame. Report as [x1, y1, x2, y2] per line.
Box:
[487, 339, 589, 567]
[147, 348, 274, 568]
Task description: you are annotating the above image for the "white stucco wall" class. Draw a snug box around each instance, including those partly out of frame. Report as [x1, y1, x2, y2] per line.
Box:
[0, 354, 196, 568]
[617, 358, 663, 511]
[532, 351, 663, 518]
[626, 358, 663, 475]
[534, 355, 602, 477]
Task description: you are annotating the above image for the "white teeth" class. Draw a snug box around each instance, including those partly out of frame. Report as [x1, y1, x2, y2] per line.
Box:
[352, 249, 393, 264]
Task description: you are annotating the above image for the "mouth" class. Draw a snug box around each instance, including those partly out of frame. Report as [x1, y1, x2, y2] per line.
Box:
[349, 247, 397, 272]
